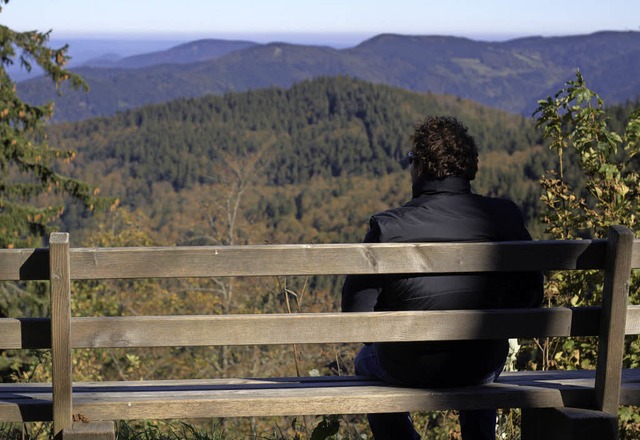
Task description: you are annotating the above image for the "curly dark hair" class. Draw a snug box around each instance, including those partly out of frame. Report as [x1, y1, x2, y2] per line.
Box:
[409, 116, 478, 180]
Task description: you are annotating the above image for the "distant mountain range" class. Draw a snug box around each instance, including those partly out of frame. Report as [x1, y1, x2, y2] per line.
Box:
[82, 38, 259, 68]
[17, 31, 640, 122]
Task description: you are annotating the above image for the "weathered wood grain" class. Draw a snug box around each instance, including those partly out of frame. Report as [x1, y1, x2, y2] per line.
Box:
[1, 369, 638, 423]
[1, 228, 637, 429]
[0, 399, 52, 422]
[50, 232, 73, 436]
[632, 239, 640, 268]
[0, 383, 565, 422]
[69, 384, 571, 420]
[0, 238, 636, 282]
[2, 306, 639, 350]
[68, 308, 598, 348]
[626, 306, 640, 334]
[0, 247, 48, 280]
[67, 240, 610, 280]
[595, 225, 635, 415]
[62, 421, 115, 440]
[0, 318, 51, 349]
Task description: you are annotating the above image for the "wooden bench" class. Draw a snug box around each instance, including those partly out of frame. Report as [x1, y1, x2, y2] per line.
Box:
[0, 225, 638, 439]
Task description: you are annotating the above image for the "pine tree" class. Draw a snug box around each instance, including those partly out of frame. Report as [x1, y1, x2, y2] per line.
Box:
[0, 0, 112, 248]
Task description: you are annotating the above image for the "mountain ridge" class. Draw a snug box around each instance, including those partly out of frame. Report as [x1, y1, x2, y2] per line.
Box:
[94, 38, 260, 69]
[18, 31, 640, 121]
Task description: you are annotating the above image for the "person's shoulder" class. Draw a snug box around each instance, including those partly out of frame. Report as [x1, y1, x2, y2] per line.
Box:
[369, 209, 398, 234]
[371, 203, 417, 226]
[362, 208, 404, 243]
[368, 202, 426, 243]
[474, 194, 521, 212]
[475, 195, 531, 238]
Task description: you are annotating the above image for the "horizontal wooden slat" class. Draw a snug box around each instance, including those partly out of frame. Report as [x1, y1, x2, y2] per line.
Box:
[0, 239, 635, 282]
[0, 318, 51, 349]
[0, 239, 630, 282]
[0, 248, 49, 281]
[69, 308, 599, 348]
[67, 240, 609, 280]
[0, 399, 52, 423]
[633, 239, 640, 269]
[626, 305, 640, 334]
[3, 307, 638, 350]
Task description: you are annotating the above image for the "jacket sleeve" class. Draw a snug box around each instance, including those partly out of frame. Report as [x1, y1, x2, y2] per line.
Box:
[341, 217, 383, 312]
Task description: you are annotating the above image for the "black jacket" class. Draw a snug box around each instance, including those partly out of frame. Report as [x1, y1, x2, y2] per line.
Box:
[342, 176, 543, 386]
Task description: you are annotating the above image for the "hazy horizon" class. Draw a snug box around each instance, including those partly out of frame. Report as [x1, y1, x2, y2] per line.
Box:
[5, 0, 638, 44]
[47, 27, 639, 60]
[7, 27, 635, 83]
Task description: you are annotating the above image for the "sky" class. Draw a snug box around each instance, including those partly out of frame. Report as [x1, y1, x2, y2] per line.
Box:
[3, 0, 640, 47]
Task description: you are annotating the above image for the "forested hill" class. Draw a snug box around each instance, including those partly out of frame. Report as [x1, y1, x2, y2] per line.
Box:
[20, 31, 640, 122]
[49, 77, 547, 242]
[52, 77, 640, 245]
[50, 76, 539, 190]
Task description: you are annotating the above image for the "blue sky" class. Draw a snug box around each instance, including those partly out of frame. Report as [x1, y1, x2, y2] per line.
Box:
[3, 0, 639, 45]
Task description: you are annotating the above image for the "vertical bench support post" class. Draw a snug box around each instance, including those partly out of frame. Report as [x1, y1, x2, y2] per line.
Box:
[50, 232, 73, 438]
[595, 225, 634, 414]
[523, 225, 634, 440]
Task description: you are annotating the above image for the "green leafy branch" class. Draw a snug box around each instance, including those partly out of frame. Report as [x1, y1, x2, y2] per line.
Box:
[534, 71, 640, 239]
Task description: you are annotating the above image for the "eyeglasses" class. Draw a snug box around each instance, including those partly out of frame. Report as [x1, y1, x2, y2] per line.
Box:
[407, 151, 416, 165]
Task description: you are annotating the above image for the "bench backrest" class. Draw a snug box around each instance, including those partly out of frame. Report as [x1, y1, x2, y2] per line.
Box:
[0, 226, 638, 437]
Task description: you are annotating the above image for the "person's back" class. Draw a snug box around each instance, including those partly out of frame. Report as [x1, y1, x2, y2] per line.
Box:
[341, 116, 543, 440]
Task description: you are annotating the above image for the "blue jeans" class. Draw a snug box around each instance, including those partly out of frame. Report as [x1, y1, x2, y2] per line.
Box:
[355, 344, 502, 440]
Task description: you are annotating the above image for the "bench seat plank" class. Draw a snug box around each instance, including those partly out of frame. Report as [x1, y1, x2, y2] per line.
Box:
[3, 369, 640, 423]
[69, 383, 569, 420]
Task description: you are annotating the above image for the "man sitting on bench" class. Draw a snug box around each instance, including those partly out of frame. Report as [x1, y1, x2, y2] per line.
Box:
[342, 115, 544, 440]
